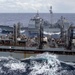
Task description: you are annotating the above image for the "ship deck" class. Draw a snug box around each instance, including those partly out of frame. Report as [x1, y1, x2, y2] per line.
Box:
[0, 46, 75, 55]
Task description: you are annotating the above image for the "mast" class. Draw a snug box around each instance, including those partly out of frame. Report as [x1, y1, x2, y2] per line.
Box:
[49, 6, 53, 27]
[36, 10, 39, 18]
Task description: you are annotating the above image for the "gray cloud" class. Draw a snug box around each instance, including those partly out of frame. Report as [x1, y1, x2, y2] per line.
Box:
[0, 0, 75, 13]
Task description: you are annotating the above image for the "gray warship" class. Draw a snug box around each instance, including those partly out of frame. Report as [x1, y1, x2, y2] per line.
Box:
[0, 7, 75, 62]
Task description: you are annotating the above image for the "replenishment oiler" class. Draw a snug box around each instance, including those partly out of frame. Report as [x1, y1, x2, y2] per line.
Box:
[0, 7, 75, 62]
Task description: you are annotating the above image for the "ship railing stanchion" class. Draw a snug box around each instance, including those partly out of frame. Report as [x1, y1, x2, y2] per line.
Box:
[38, 19, 43, 49]
[67, 25, 73, 50]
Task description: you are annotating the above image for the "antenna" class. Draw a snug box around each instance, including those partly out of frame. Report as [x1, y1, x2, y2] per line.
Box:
[49, 6, 53, 27]
[36, 10, 39, 17]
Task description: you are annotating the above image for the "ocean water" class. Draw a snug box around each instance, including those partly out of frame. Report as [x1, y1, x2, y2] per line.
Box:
[0, 13, 75, 27]
[0, 53, 75, 75]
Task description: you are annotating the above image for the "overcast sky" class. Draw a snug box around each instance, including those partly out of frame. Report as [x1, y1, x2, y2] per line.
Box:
[0, 0, 75, 13]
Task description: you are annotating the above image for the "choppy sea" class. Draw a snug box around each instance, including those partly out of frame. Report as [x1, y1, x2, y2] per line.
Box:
[0, 13, 75, 75]
[0, 53, 75, 75]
